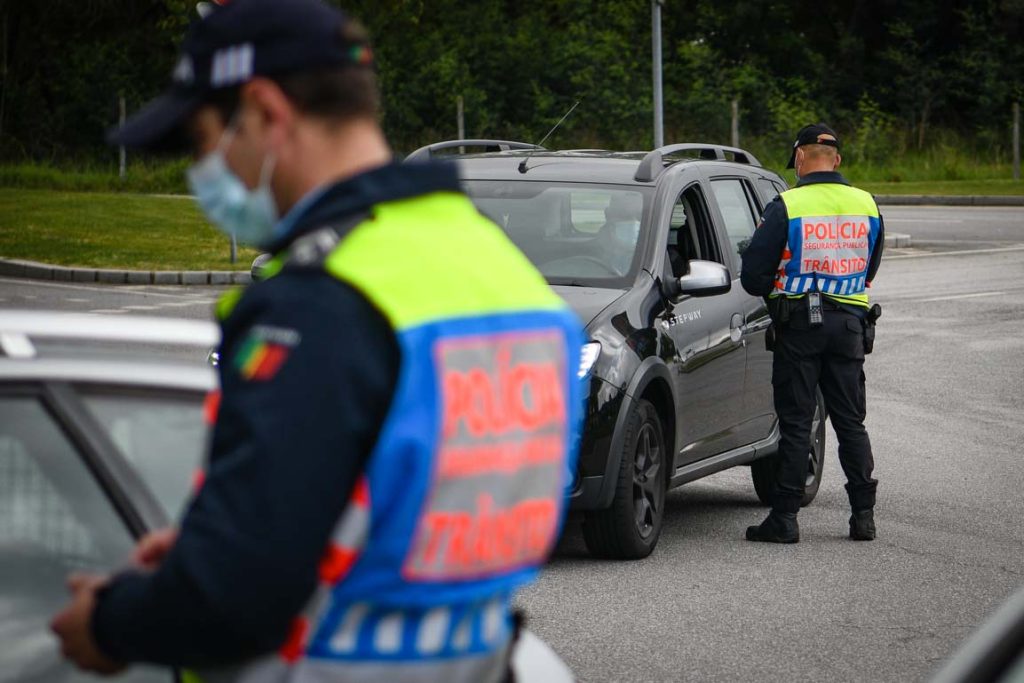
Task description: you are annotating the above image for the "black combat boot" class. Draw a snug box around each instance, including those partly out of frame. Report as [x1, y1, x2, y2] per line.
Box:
[849, 509, 875, 541]
[745, 511, 799, 543]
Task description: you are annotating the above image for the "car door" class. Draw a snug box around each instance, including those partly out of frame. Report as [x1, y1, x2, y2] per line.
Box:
[708, 174, 777, 444]
[657, 180, 748, 464]
[0, 384, 176, 683]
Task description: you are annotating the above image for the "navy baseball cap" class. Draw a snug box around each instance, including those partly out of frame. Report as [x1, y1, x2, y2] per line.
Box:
[108, 0, 373, 151]
[786, 123, 840, 168]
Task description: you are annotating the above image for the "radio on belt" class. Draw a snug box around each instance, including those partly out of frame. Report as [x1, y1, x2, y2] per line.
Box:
[807, 292, 823, 327]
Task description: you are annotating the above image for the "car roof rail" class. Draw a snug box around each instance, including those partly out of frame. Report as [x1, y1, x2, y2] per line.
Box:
[405, 139, 543, 162]
[0, 310, 220, 359]
[634, 143, 762, 182]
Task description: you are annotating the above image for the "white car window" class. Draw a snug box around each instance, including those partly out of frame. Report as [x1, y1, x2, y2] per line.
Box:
[80, 390, 207, 522]
[0, 396, 171, 683]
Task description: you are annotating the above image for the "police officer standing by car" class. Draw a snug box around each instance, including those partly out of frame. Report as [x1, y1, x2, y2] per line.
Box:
[740, 123, 883, 544]
[50, 1, 582, 680]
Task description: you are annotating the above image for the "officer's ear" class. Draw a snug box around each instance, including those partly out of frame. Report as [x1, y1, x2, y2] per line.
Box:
[833, 152, 842, 171]
[239, 78, 296, 149]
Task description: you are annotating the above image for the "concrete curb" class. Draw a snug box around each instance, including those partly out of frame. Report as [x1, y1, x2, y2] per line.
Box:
[0, 258, 251, 286]
[875, 194, 1024, 206]
[885, 232, 912, 248]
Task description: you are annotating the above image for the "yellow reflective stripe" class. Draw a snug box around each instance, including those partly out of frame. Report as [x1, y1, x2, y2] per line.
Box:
[324, 192, 565, 330]
[769, 291, 870, 307]
[781, 184, 879, 218]
[829, 292, 870, 308]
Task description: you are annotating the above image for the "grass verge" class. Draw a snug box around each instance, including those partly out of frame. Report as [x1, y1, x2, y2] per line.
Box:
[0, 188, 256, 270]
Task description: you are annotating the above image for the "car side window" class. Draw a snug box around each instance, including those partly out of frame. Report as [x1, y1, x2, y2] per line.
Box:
[754, 177, 782, 208]
[79, 389, 207, 522]
[0, 395, 171, 683]
[666, 183, 725, 278]
[710, 178, 759, 272]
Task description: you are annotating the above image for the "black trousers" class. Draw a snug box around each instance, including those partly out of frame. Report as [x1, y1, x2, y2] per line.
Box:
[771, 308, 877, 514]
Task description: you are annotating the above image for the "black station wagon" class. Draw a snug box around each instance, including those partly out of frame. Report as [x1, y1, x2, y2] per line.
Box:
[407, 140, 829, 559]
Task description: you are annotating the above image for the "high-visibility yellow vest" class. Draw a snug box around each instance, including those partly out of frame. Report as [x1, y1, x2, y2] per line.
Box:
[773, 183, 881, 308]
[197, 190, 584, 683]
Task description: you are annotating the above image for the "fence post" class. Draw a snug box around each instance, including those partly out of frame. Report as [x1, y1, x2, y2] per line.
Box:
[457, 95, 465, 153]
[731, 98, 739, 148]
[1014, 101, 1020, 181]
[0, 12, 7, 141]
[118, 95, 126, 181]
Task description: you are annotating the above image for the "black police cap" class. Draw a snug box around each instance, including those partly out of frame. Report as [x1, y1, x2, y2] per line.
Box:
[108, 0, 373, 152]
[786, 123, 840, 169]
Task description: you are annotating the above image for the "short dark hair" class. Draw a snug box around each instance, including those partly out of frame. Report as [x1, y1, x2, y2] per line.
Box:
[207, 20, 378, 126]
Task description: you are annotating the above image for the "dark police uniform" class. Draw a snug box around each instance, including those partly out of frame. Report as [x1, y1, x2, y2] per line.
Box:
[741, 170, 884, 529]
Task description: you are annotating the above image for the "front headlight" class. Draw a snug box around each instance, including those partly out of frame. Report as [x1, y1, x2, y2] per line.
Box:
[578, 341, 601, 379]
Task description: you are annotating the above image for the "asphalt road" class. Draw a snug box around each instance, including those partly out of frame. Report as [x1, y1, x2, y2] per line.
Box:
[520, 210, 1024, 682]
[1, 205, 1022, 682]
[884, 205, 1024, 247]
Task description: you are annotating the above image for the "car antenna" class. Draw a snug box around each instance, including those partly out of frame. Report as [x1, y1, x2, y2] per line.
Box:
[518, 100, 580, 174]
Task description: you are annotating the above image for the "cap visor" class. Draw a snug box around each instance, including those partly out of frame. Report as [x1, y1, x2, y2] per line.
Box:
[106, 91, 202, 152]
[786, 149, 796, 169]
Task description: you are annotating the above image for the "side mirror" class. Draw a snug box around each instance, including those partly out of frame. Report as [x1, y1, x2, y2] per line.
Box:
[250, 253, 273, 282]
[676, 259, 731, 298]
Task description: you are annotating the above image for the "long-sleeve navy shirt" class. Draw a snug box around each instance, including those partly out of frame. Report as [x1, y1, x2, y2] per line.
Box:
[740, 171, 884, 298]
[92, 161, 461, 667]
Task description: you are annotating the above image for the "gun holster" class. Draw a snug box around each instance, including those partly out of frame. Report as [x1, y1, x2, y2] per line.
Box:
[862, 303, 882, 354]
[764, 296, 791, 352]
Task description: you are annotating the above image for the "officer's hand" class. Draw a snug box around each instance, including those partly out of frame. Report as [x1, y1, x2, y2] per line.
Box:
[132, 527, 179, 570]
[50, 573, 125, 675]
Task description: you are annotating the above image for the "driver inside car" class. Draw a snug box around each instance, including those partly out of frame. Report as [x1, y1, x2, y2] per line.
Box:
[594, 193, 642, 275]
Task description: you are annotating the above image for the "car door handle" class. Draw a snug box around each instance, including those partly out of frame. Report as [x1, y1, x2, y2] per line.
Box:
[730, 313, 745, 344]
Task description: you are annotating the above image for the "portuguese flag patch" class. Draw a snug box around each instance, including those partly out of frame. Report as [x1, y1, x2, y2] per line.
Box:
[233, 336, 292, 381]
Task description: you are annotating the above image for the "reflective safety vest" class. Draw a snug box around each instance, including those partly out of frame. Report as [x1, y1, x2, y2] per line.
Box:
[198, 191, 584, 683]
[773, 182, 881, 308]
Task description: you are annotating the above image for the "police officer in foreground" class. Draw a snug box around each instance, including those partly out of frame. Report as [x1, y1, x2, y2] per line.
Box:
[740, 123, 883, 544]
[50, 1, 583, 680]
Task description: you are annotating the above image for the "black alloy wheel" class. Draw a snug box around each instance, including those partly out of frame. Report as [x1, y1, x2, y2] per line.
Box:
[583, 399, 667, 559]
[751, 390, 827, 507]
[632, 420, 663, 539]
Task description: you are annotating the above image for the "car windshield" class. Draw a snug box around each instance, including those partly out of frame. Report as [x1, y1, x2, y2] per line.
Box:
[80, 389, 207, 522]
[462, 181, 653, 287]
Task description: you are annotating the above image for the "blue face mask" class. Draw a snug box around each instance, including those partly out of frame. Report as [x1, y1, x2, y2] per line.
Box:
[187, 125, 279, 248]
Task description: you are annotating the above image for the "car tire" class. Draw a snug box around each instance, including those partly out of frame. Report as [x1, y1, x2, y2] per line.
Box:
[582, 399, 667, 560]
[751, 390, 826, 508]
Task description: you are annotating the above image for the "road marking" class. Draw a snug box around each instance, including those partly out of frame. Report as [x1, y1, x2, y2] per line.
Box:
[164, 300, 214, 307]
[885, 245, 1024, 260]
[914, 291, 1005, 303]
[89, 308, 130, 314]
[0, 277, 213, 299]
[124, 305, 160, 311]
[885, 218, 964, 223]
